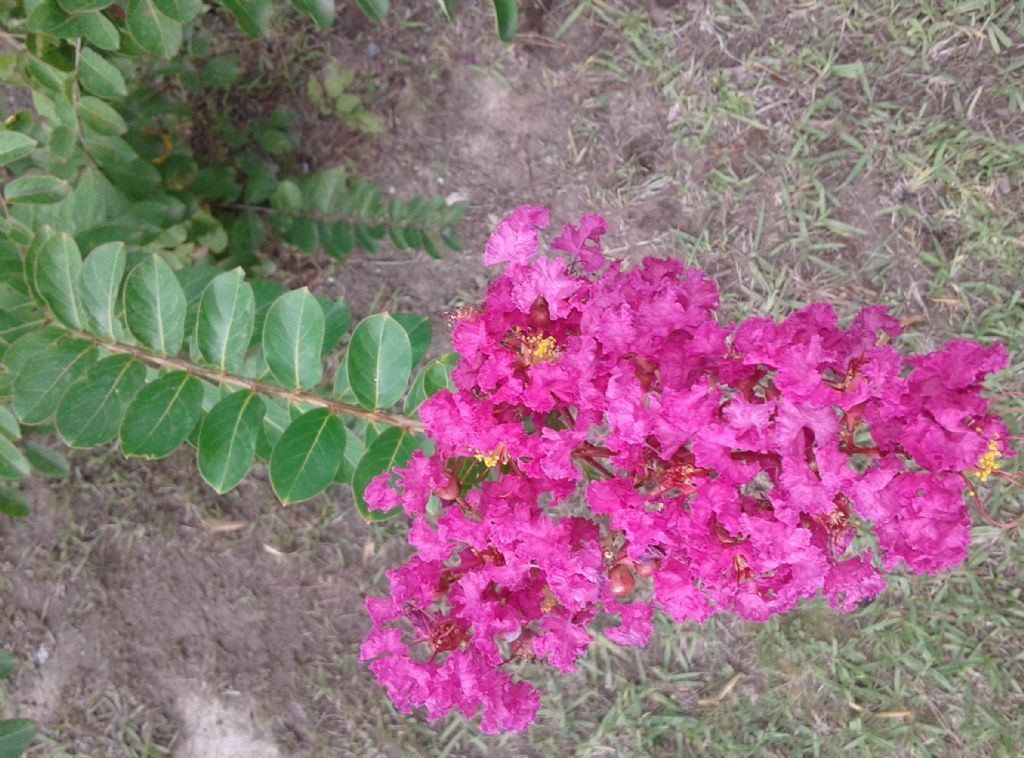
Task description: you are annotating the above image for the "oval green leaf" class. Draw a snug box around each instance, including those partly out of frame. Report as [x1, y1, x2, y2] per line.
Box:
[154, 0, 203, 21]
[0, 131, 38, 166]
[333, 426, 364, 485]
[352, 426, 419, 521]
[4, 174, 69, 204]
[197, 390, 264, 493]
[77, 11, 121, 51]
[59, 0, 116, 10]
[0, 436, 30, 480]
[0, 718, 37, 756]
[120, 371, 202, 458]
[392, 312, 431, 366]
[57, 354, 146, 448]
[127, 0, 183, 57]
[346, 313, 412, 410]
[269, 408, 344, 504]
[23, 442, 69, 478]
[12, 338, 97, 425]
[262, 288, 324, 389]
[317, 295, 350, 356]
[124, 254, 187, 356]
[355, 0, 388, 22]
[291, 0, 334, 28]
[36, 233, 84, 329]
[0, 406, 20, 441]
[403, 351, 458, 416]
[196, 269, 255, 373]
[78, 47, 128, 99]
[81, 241, 126, 341]
[222, 0, 272, 36]
[0, 486, 30, 517]
[79, 95, 128, 136]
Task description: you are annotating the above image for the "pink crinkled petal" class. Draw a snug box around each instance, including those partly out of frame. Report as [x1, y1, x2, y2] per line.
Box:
[483, 205, 551, 266]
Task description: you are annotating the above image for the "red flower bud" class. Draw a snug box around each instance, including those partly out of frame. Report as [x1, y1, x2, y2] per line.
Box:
[433, 475, 461, 501]
[529, 297, 551, 327]
[608, 564, 635, 597]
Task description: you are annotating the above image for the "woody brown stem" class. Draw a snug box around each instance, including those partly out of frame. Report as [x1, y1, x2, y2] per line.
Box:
[68, 329, 425, 432]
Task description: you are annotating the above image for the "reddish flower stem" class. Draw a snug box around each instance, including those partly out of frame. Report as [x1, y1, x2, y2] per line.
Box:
[961, 474, 1020, 529]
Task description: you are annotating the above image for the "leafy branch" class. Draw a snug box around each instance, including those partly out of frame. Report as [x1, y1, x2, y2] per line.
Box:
[65, 327, 426, 432]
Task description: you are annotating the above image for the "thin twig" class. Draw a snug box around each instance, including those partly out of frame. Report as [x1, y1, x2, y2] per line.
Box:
[68, 329, 426, 432]
[961, 474, 1019, 529]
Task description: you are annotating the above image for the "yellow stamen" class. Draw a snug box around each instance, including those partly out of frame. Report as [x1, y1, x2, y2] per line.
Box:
[541, 586, 559, 613]
[523, 333, 558, 363]
[473, 442, 508, 468]
[973, 437, 1002, 482]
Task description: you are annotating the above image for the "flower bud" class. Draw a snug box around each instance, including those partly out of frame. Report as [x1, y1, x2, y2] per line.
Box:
[608, 564, 635, 597]
[433, 475, 461, 501]
[529, 297, 551, 327]
[635, 560, 661, 578]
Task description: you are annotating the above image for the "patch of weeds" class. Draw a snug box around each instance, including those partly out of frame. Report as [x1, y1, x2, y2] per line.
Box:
[307, 60, 384, 135]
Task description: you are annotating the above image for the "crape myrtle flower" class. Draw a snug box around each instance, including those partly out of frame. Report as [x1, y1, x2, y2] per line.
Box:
[360, 206, 1015, 732]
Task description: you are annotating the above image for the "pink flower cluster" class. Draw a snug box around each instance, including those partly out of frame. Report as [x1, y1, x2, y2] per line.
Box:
[360, 206, 1012, 732]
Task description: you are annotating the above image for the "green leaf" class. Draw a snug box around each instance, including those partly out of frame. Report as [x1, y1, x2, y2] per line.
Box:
[334, 426, 364, 485]
[0, 407, 19, 441]
[57, 355, 145, 448]
[200, 56, 240, 89]
[120, 371, 202, 458]
[0, 132, 38, 166]
[355, 0, 388, 22]
[76, 10, 121, 50]
[80, 241, 126, 341]
[392, 313, 431, 366]
[346, 313, 412, 410]
[403, 351, 457, 416]
[291, 0, 334, 28]
[76, 48, 126, 99]
[79, 95, 128, 136]
[0, 718, 37, 757]
[0, 650, 13, 678]
[23, 442, 69, 478]
[270, 179, 302, 213]
[3, 328, 63, 380]
[12, 338, 97, 425]
[127, 0, 183, 57]
[269, 408, 344, 504]
[124, 254, 187, 356]
[4, 175, 69, 204]
[322, 60, 354, 98]
[36, 233, 85, 330]
[154, 0, 203, 21]
[0, 436, 30, 480]
[250, 279, 287, 347]
[434, 0, 456, 20]
[319, 219, 354, 261]
[197, 390, 264, 493]
[493, 0, 518, 42]
[262, 288, 324, 389]
[196, 269, 255, 373]
[352, 427, 418, 520]
[0, 487, 30, 517]
[221, 0, 273, 37]
[26, 0, 79, 35]
[317, 296, 350, 355]
[59, 0, 115, 9]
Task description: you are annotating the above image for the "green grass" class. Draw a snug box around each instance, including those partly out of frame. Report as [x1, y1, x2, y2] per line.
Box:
[401, 1, 1024, 754]
[7, 1, 1023, 755]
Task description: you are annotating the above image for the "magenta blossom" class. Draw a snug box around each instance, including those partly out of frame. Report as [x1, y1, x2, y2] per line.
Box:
[360, 205, 1015, 733]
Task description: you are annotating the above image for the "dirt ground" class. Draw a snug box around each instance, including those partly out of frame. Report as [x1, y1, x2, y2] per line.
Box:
[2, 4, 668, 755]
[3, 0, 1022, 756]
